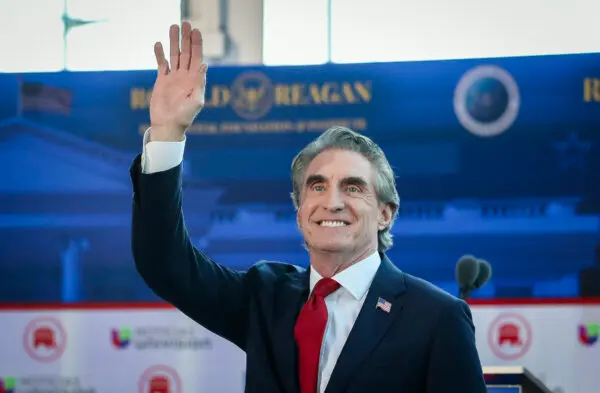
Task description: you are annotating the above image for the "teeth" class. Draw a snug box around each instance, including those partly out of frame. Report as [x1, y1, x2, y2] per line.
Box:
[320, 220, 347, 227]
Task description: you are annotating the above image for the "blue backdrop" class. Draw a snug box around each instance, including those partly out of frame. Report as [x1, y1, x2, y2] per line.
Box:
[0, 53, 598, 302]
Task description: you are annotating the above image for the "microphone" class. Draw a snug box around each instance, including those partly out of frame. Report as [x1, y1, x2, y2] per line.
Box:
[455, 256, 492, 299]
[473, 259, 492, 291]
[455, 255, 479, 300]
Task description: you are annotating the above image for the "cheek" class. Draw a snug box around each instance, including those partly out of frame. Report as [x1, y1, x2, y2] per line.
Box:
[297, 211, 304, 229]
[297, 204, 312, 227]
[348, 198, 378, 219]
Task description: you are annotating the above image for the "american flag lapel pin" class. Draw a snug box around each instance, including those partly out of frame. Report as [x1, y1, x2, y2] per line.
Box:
[376, 297, 392, 313]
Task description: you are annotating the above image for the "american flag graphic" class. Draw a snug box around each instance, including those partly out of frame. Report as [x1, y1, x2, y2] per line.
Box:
[376, 297, 392, 313]
[20, 82, 72, 115]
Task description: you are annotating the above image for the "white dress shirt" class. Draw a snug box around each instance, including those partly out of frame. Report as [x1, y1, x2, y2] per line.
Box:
[309, 252, 381, 393]
[140, 128, 382, 393]
[140, 128, 186, 174]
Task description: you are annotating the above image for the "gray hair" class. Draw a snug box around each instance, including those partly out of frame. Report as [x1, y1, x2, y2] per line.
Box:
[290, 126, 400, 252]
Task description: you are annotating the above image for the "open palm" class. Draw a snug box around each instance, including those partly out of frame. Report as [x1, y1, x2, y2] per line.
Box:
[150, 22, 207, 139]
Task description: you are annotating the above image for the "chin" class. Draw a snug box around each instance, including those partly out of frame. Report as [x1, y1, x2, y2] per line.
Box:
[309, 239, 353, 253]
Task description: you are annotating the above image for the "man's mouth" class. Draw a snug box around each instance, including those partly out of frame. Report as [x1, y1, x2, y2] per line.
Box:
[317, 220, 350, 227]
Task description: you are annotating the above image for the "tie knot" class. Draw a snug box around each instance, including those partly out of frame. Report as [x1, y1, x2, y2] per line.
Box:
[312, 277, 340, 298]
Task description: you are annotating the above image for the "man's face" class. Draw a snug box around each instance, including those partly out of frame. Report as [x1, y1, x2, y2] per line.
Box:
[297, 149, 392, 256]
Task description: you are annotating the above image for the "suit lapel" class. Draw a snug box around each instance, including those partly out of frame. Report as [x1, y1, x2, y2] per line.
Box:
[272, 267, 310, 393]
[325, 255, 407, 393]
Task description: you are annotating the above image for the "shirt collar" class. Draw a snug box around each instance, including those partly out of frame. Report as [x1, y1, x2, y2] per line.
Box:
[309, 251, 381, 300]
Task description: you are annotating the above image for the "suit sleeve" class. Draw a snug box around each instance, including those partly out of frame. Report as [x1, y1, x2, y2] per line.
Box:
[130, 154, 249, 351]
[426, 300, 487, 393]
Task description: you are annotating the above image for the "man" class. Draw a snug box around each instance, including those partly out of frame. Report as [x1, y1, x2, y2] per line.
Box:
[131, 21, 487, 393]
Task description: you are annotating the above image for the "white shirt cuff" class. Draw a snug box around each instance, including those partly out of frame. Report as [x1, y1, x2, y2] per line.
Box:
[141, 128, 186, 174]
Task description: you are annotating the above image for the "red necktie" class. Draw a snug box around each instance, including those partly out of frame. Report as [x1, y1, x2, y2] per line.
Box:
[294, 277, 341, 393]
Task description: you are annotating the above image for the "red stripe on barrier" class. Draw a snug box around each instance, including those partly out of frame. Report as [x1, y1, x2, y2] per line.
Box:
[0, 302, 174, 310]
[0, 297, 600, 310]
[467, 297, 600, 306]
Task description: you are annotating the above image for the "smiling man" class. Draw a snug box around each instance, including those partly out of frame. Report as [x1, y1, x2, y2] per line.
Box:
[131, 22, 487, 393]
[293, 141, 393, 279]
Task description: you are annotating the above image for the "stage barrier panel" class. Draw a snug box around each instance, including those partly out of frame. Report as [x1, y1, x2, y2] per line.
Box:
[0, 302, 598, 393]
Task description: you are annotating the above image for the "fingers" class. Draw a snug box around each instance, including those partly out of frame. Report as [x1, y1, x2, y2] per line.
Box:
[180, 21, 192, 70]
[190, 29, 204, 71]
[194, 63, 209, 88]
[162, 22, 202, 73]
[169, 24, 180, 70]
[154, 42, 169, 75]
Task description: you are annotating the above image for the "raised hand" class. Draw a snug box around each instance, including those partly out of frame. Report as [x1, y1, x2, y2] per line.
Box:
[149, 22, 208, 141]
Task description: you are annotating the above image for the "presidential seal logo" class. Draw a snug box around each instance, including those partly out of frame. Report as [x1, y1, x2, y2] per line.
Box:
[454, 65, 520, 137]
[230, 71, 274, 120]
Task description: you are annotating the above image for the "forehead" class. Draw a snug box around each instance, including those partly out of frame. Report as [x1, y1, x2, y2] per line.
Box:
[305, 149, 375, 182]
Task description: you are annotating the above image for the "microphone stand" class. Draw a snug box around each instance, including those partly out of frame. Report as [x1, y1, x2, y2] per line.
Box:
[458, 287, 472, 300]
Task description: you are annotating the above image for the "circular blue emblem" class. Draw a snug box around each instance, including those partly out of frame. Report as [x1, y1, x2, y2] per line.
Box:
[454, 65, 520, 137]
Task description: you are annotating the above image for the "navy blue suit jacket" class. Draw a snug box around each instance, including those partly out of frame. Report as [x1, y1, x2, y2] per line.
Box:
[130, 155, 487, 393]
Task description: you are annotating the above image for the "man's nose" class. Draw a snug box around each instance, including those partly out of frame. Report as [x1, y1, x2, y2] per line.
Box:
[324, 188, 345, 212]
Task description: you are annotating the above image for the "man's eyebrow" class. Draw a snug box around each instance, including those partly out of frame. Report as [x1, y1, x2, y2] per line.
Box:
[304, 174, 327, 187]
[341, 176, 368, 189]
[304, 175, 369, 189]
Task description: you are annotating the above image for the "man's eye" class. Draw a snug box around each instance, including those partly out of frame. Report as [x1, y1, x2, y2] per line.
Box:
[312, 184, 325, 191]
[347, 185, 360, 193]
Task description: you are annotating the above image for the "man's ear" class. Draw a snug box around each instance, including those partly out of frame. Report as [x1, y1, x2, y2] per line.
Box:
[378, 203, 393, 230]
